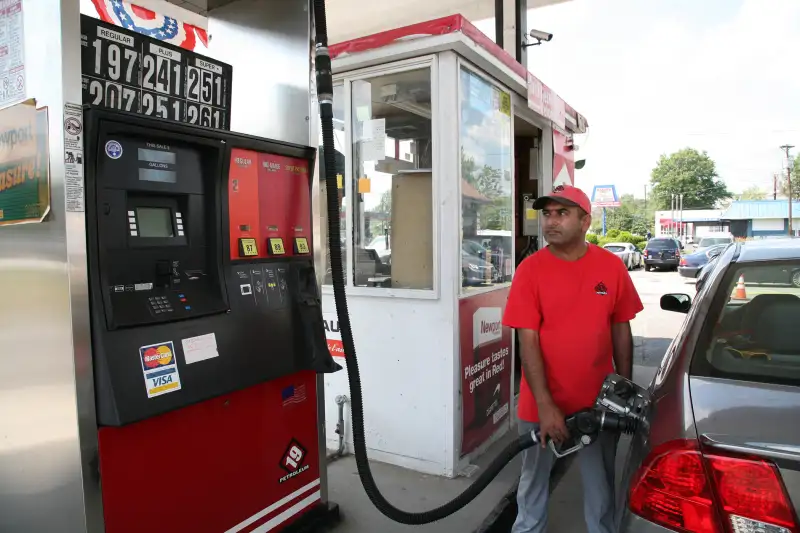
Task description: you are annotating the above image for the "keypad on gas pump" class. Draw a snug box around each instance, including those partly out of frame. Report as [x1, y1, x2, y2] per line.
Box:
[149, 296, 173, 314]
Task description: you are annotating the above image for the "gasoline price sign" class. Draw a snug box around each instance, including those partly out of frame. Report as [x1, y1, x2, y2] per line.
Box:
[80, 15, 232, 130]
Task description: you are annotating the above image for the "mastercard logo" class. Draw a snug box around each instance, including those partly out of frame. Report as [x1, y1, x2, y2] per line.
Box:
[142, 345, 173, 369]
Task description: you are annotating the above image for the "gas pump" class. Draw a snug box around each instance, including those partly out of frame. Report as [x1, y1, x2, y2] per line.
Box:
[83, 106, 342, 531]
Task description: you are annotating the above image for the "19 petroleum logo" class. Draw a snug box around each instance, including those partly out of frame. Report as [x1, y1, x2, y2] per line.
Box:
[279, 438, 309, 484]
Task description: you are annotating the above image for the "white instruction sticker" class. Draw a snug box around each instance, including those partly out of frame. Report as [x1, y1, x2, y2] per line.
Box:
[63, 102, 84, 212]
[0, 0, 26, 108]
[181, 333, 219, 365]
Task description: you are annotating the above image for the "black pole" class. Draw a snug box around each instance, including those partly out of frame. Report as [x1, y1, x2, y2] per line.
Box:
[495, 0, 504, 48]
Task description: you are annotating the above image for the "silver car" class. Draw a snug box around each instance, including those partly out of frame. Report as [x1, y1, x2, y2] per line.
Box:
[603, 242, 642, 271]
[617, 238, 800, 533]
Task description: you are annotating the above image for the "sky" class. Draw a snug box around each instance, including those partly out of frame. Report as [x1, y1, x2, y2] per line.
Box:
[474, 0, 800, 199]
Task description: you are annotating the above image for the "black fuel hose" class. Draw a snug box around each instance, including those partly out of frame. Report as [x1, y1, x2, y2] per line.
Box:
[312, 1, 632, 524]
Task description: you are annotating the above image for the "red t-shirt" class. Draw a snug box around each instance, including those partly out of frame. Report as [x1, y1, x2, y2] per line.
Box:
[502, 244, 644, 423]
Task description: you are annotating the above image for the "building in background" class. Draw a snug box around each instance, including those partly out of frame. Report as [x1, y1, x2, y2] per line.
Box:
[720, 200, 800, 238]
[654, 209, 726, 241]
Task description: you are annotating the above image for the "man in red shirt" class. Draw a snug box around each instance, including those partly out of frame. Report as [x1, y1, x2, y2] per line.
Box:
[503, 185, 643, 533]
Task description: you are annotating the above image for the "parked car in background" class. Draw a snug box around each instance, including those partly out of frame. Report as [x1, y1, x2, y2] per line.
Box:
[677, 243, 728, 279]
[461, 248, 497, 286]
[694, 233, 734, 253]
[602, 242, 641, 271]
[617, 238, 800, 533]
[643, 237, 682, 271]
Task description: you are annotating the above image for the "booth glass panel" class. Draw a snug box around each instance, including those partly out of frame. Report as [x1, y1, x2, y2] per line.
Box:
[459, 67, 513, 293]
[320, 83, 347, 285]
[350, 68, 434, 290]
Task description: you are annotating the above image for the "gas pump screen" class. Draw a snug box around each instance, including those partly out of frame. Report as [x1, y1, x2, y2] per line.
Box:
[136, 207, 174, 238]
[80, 16, 233, 130]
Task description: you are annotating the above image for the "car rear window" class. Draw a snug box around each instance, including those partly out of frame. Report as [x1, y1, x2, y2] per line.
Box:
[691, 260, 800, 387]
[604, 245, 625, 253]
[646, 239, 676, 250]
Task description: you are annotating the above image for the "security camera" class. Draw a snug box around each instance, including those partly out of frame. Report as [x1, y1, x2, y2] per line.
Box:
[529, 29, 553, 42]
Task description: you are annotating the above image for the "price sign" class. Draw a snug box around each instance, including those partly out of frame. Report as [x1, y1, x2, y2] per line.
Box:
[80, 15, 232, 130]
[294, 237, 310, 255]
[268, 238, 286, 255]
[238, 237, 259, 257]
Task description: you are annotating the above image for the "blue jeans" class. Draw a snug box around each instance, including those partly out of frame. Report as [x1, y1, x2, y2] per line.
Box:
[511, 419, 619, 533]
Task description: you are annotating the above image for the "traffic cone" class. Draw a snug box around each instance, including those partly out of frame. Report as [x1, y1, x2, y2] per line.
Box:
[733, 274, 747, 300]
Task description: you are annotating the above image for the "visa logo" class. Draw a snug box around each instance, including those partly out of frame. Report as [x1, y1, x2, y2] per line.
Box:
[153, 374, 174, 387]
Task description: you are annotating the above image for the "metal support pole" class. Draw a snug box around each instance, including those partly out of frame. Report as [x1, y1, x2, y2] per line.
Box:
[516, 0, 528, 66]
[781, 145, 794, 235]
[670, 194, 675, 237]
[602, 207, 607, 236]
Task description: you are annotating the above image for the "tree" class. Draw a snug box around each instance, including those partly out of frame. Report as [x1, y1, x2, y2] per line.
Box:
[737, 185, 766, 201]
[649, 148, 731, 210]
[377, 189, 392, 214]
[777, 155, 800, 200]
[461, 150, 511, 231]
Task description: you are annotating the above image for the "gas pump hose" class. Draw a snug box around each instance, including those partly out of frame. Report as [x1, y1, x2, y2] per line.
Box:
[313, 1, 634, 524]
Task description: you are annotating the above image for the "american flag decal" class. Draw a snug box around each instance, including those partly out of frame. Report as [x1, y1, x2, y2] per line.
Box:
[281, 384, 307, 406]
[90, 0, 209, 51]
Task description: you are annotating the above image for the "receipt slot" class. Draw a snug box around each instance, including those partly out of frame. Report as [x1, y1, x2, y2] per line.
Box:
[84, 108, 340, 532]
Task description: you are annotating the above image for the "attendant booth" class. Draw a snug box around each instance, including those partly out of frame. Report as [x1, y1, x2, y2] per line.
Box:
[315, 15, 589, 478]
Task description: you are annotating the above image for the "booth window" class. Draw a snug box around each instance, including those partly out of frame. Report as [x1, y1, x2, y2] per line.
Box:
[351, 68, 434, 290]
[319, 83, 346, 285]
[459, 67, 513, 293]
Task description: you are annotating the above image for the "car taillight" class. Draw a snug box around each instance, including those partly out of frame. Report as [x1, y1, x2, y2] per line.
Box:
[706, 452, 798, 533]
[629, 439, 799, 533]
[680, 257, 687, 266]
[630, 440, 721, 533]
[643, 250, 649, 257]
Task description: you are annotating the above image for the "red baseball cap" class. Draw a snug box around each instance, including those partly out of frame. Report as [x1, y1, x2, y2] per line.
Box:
[532, 184, 592, 214]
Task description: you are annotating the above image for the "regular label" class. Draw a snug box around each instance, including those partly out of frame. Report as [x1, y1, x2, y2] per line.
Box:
[139, 341, 182, 398]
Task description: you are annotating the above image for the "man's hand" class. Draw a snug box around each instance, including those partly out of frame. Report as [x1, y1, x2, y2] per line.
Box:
[538, 400, 569, 447]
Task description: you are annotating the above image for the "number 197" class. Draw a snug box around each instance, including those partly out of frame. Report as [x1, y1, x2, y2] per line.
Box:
[93, 39, 137, 84]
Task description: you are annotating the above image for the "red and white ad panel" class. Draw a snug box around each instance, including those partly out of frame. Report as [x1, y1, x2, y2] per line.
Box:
[98, 373, 322, 533]
[459, 289, 513, 456]
[552, 129, 575, 187]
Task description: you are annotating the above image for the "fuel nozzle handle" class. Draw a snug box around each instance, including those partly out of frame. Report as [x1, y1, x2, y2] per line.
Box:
[518, 408, 639, 459]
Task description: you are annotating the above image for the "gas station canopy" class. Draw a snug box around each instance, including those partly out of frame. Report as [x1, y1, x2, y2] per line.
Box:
[159, 0, 573, 41]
